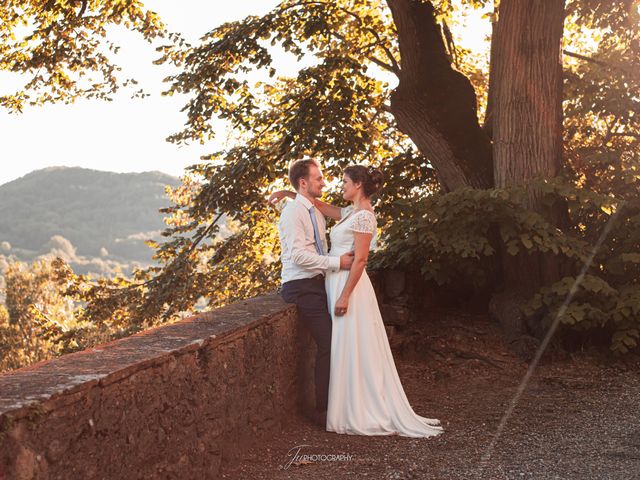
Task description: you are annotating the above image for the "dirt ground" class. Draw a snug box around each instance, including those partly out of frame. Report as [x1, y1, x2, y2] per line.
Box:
[219, 309, 640, 480]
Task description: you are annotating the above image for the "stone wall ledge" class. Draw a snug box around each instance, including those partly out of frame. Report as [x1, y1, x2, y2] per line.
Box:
[0, 294, 296, 420]
[0, 293, 314, 479]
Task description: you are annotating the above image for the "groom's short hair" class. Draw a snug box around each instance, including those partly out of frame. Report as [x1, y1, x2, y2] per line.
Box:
[289, 158, 320, 191]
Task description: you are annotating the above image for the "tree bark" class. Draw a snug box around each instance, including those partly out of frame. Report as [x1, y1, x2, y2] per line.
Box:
[492, 0, 565, 206]
[487, 0, 569, 356]
[491, 0, 567, 295]
[386, 0, 493, 191]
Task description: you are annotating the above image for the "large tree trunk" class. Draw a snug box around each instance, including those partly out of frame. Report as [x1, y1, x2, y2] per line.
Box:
[492, 0, 565, 212]
[387, 0, 569, 359]
[488, 0, 568, 356]
[386, 0, 493, 191]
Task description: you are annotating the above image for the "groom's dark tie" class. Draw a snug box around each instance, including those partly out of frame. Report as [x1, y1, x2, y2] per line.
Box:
[308, 206, 324, 255]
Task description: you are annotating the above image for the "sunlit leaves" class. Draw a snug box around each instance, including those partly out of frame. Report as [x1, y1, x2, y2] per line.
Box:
[0, 257, 78, 371]
[0, 0, 165, 112]
[563, 0, 640, 190]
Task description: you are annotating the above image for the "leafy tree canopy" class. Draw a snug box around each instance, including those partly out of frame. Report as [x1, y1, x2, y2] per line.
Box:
[0, 0, 165, 111]
[2, 0, 640, 357]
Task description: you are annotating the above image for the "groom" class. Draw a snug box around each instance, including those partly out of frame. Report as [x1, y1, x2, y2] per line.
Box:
[277, 159, 354, 426]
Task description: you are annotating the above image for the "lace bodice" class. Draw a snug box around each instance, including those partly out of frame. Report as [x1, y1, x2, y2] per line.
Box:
[329, 206, 377, 255]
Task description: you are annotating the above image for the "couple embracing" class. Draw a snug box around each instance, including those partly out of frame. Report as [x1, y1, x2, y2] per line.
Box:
[270, 159, 443, 438]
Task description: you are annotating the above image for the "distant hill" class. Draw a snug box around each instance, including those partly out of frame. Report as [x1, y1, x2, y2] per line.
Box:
[0, 166, 182, 275]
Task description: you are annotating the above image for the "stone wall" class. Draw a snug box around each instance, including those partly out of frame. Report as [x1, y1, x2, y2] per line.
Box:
[0, 294, 315, 479]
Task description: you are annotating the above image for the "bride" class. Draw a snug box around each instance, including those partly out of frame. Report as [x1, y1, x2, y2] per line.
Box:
[272, 164, 443, 438]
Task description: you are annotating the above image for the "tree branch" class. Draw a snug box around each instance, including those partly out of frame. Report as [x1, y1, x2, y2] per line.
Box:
[603, 115, 619, 144]
[367, 56, 398, 74]
[279, 1, 401, 76]
[609, 132, 640, 138]
[385, 0, 493, 190]
[563, 49, 636, 75]
[563, 49, 609, 67]
[76, 0, 88, 18]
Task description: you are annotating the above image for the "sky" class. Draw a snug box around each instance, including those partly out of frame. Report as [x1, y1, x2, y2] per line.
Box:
[0, 1, 490, 187]
[0, 1, 284, 186]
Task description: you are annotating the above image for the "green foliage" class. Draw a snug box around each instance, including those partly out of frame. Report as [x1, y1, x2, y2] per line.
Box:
[524, 275, 640, 354]
[371, 180, 592, 285]
[72, 0, 640, 356]
[372, 172, 640, 354]
[0, 256, 148, 371]
[2, 0, 640, 368]
[0, 0, 165, 112]
[0, 258, 73, 372]
[521, 179, 640, 354]
[547, 1, 640, 352]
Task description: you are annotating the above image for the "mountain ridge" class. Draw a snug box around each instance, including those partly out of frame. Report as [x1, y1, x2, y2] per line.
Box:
[0, 166, 182, 276]
[0, 166, 178, 188]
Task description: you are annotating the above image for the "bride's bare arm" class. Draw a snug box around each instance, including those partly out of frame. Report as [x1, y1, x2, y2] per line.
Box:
[312, 198, 342, 220]
[334, 231, 372, 317]
[268, 190, 295, 204]
[268, 190, 343, 220]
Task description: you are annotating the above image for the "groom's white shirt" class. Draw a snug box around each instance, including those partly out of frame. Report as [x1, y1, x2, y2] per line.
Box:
[278, 193, 342, 283]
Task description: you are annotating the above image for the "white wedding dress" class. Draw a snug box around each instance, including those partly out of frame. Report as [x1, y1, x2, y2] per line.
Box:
[325, 206, 444, 438]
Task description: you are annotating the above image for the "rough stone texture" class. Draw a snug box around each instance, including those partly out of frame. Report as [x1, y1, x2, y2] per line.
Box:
[371, 271, 417, 343]
[0, 295, 315, 480]
[383, 270, 406, 299]
[381, 305, 412, 327]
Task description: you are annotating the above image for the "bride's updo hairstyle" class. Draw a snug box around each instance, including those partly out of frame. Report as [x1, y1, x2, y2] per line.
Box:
[343, 165, 384, 198]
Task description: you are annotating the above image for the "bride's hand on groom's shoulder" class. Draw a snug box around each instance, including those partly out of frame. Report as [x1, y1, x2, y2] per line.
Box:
[268, 190, 295, 205]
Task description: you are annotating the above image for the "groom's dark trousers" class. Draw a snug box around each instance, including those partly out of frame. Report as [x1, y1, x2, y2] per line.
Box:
[280, 274, 331, 412]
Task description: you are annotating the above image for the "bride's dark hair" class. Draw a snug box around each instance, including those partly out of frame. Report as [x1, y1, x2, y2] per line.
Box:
[343, 165, 384, 197]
